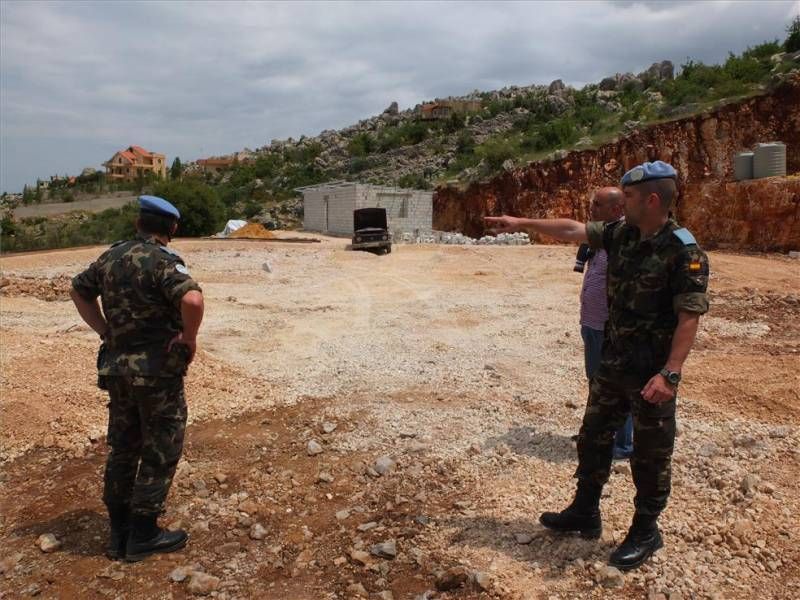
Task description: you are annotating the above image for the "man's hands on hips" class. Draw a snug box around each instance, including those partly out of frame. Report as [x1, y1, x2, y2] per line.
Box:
[641, 373, 675, 404]
[168, 333, 197, 364]
[484, 215, 522, 234]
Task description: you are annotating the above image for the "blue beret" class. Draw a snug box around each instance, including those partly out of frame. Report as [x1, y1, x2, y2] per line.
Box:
[620, 161, 677, 187]
[138, 195, 180, 220]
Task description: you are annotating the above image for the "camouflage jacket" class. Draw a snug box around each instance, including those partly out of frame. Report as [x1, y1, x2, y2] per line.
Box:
[72, 234, 201, 379]
[586, 218, 709, 374]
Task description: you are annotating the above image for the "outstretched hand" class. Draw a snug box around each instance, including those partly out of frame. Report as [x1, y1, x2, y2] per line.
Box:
[484, 215, 522, 234]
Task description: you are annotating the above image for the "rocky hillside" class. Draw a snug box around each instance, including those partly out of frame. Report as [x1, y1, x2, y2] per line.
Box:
[188, 40, 799, 226]
[434, 74, 800, 252]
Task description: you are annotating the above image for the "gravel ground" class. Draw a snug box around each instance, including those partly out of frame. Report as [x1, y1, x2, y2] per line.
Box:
[0, 238, 798, 599]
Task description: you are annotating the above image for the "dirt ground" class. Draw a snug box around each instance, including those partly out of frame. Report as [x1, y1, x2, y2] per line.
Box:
[1, 237, 798, 600]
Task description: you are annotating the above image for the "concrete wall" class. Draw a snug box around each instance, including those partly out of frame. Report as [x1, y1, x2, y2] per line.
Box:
[155, 155, 167, 178]
[302, 184, 358, 235]
[302, 183, 433, 237]
[358, 184, 433, 237]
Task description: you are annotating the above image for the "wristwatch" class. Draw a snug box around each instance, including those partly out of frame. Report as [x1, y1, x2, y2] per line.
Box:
[659, 368, 681, 387]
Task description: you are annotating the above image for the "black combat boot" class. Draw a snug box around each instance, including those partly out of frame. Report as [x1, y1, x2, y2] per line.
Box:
[539, 481, 602, 539]
[124, 513, 188, 562]
[608, 513, 663, 571]
[106, 504, 130, 560]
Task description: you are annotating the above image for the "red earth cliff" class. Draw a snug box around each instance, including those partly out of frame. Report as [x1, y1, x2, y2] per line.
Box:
[434, 75, 800, 252]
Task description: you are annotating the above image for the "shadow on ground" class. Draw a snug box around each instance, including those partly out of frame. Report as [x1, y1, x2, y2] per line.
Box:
[442, 513, 621, 572]
[484, 425, 577, 463]
[12, 509, 107, 558]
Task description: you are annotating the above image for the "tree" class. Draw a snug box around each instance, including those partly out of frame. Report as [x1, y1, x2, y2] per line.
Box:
[347, 133, 375, 157]
[1, 209, 18, 240]
[0, 192, 20, 245]
[153, 180, 226, 237]
[786, 16, 800, 52]
[455, 130, 475, 156]
[443, 110, 466, 134]
[135, 170, 145, 194]
[170, 157, 183, 180]
[22, 184, 34, 205]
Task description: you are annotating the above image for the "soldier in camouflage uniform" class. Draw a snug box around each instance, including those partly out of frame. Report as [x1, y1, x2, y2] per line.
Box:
[70, 195, 205, 562]
[485, 161, 709, 570]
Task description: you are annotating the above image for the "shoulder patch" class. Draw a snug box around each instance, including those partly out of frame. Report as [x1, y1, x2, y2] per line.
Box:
[672, 228, 697, 246]
[175, 264, 190, 275]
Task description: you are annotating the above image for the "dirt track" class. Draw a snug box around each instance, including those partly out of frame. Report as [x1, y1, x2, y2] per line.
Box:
[1, 238, 798, 599]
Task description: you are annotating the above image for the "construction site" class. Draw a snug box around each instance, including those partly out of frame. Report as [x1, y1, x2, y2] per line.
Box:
[0, 218, 799, 599]
[2, 51, 800, 600]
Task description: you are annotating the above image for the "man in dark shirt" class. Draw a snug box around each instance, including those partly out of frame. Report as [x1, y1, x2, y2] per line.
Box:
[71, 195, 204, 562]
[485, 161, 709, 570]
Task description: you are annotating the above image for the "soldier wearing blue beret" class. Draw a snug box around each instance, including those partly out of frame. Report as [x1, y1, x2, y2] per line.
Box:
[138, 194, 182, 221]
[70, 195, 205, 561]
[485, 161, 709, 570]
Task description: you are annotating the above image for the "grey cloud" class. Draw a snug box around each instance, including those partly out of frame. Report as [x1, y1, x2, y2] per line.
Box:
[609, 1, 684, 11]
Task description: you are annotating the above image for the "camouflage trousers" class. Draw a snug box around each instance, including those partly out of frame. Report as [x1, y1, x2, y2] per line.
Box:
[102, 376, 187, 516]
[576, 365, 676, 517]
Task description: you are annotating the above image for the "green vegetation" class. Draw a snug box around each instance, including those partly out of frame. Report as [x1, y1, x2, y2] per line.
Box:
[1, 204, 138, 253]
[347, 133, 375, 157]
[344, 114, 470, 158]
[446, 36, 791, 184]
[397, 172, 433, 190]
[152, 180, 226, 237]
[213, 141, 327, 211]
[348, 156, 373, 174]
[659, 41, 782, 106]
[786, 16, 800, 52]
[22, 185, 34, 204]
[376, 121, 430, 152]
[170, 156, 183, 179]
[477, 137, 517, 170]
[520, 117, 580, 152]
[1, 179, 226, 252]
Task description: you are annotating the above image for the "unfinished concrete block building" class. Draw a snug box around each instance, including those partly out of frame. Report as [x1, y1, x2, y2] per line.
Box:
[298, 182, 433, 237]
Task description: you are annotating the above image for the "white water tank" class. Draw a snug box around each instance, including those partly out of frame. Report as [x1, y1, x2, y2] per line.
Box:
[733, 152, 754, 181]
[753, 142, 787, 179]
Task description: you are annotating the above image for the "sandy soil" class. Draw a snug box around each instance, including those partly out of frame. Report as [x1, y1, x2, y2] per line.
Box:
[0, 238, 798, 599]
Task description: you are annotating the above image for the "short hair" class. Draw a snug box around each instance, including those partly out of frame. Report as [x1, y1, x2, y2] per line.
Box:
[138, 212, 176, 236]
[637, 178, 677, 210]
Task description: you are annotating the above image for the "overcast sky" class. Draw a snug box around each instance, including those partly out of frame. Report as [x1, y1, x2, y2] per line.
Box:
[1, 0, 797, 193]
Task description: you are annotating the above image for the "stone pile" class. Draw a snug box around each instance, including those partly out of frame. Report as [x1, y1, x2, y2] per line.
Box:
[399, 231, 530, 246]
[476, 232, 530, 245]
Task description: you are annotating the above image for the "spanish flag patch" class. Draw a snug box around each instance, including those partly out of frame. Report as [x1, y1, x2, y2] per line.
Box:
[688, 262, 703, 271]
